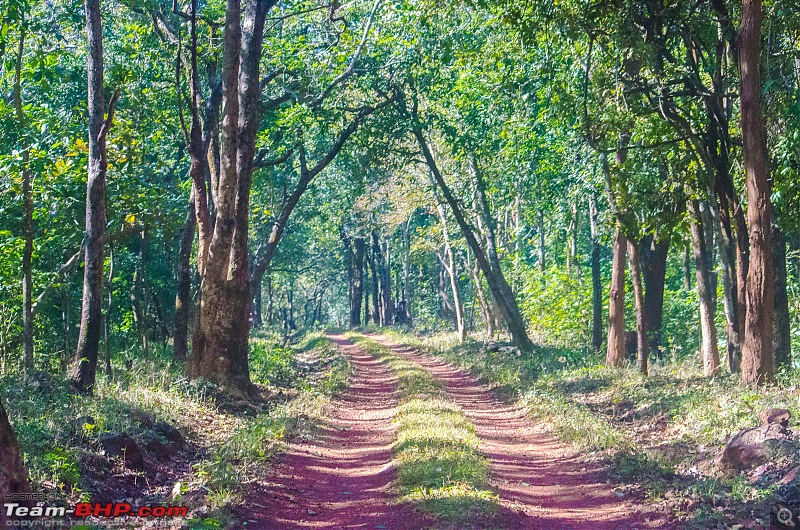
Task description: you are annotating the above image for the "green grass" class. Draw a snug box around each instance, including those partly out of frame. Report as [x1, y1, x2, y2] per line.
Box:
[387, 329, 800, 528]
[347, 334, 499, 524]
[1, 331, 350, 529]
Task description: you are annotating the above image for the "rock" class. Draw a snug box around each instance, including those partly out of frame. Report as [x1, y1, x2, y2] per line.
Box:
[486, 342, 499, 352]
[779, 466, 800, 485]
[716, 424, 795, 476]
[131, 411, 155, 428]
[760, 408, 791, 427]
[152, 421, 185, 446]
[143, 436, 174, 459]
[99, 433, 145, 470]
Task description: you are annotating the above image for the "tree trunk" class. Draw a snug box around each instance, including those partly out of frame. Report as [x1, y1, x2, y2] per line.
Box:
[772, 223, 791, 370]
[716, 188, 742, 372]
[104, 242, 114, 376]
[538, 209, 546, 273]
[174, 193, 195, 361]
[641, 234, 670, 359]
[464, 251, 494, 338]
[436, 201, 465, 341]
[689, 199, 721, 375]
[131, 230, 149, 358]
[372, 232, 393, 326]
[739, 0, 775, 386]
[589, 193, 603, 352]
[413, 128, 533, 352]
[628, 240, 648, 375]
[14, 23, 34, 380]
[369, 245, 380, 324]
[0, 400, 30, 525]
[70, 0, 116, 394]
[189, 0, 272, 398]
[683, 244, 692, 290]
[606, 227, 627, 367]
[402, 217, 412, 324]
[350, 237, 365, 328]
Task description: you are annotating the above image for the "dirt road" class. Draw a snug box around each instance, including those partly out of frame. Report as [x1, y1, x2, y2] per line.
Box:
[243, 334, 672, 529]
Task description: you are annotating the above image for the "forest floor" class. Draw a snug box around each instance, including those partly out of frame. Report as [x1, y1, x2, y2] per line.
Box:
[245, 332, 669, 530]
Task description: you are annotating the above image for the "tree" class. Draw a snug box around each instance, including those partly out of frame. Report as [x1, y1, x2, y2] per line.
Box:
[0, 400, 30, 525]
[69, 0, 118, 394]
[739, 0, 775, 386]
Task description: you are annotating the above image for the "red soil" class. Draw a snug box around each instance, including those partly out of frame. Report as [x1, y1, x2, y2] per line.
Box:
[368, 334, 675, 530]
[242, 334, 674, 529]
[236, 334, 430, 530]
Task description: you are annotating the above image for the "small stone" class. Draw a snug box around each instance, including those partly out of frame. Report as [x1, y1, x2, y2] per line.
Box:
[307, 509, 317, 516]
[760, 408, 791, 427]
[152, 421, 185, 446]
[99, 433, 145, 470]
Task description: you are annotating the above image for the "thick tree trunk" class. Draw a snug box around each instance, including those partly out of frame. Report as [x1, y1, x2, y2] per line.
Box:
[628, 240, 648, 375]
[641, 235, 669, 359]
[772, 223, 791, 370]
[190, 0, 272, 397]
[0, 400, 30, 525]
[689, 199, 721, 375]
[589, 194, 603, 352]
[606, 227, 627, 367]
[14, 25, 34, 380]
[174, 193, 195, 361]
[70, 0, 116, 394]
[739, 0, 775, 386]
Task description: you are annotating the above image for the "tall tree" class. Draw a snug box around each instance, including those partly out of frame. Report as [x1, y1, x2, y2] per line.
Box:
[739, 0, 775, 386]
[69, 0, 118, 394]
[0, 400, 30, 525]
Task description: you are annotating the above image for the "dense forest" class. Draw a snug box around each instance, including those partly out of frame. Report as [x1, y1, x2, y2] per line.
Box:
[1, 0, 799, 528]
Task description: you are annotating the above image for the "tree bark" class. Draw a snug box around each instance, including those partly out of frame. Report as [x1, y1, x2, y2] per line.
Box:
[689, 198, 721, 375]
[606, 227, 627, 367]
[628, 240, 649, 374]
[589, 193, 603, 352]
[70, 0, 117, 394]
[641, 234, 670, 359]
[739, 0, 775, 386]
[716, 187, 742, 372]
[772, 223, 791, 370]
[174, 193, 195, 361]
[189, 0, 272, 397]
[0, 400, 30, 525]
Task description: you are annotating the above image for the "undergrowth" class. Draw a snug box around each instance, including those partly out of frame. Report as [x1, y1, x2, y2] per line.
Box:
[347, 334, 498, 526]
[1, 332, 350, 529]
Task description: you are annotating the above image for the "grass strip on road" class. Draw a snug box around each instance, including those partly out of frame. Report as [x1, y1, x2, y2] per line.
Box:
[347, 333, 498, 524]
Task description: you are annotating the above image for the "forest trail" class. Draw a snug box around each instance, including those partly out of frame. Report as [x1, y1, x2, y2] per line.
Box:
[237, 334, 429, 529]
[366, 334, 673, 530]
[243, 334, 672, 529]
